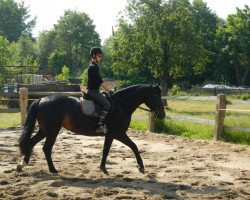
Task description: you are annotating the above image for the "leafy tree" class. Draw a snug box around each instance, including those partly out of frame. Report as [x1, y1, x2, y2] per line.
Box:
[0, 36, 13, 65]
[217, 5, 250, 86]
[101, 39, 115, 79]
[37, 30, 57, 66]
[0, 36, 19, 85]
[53, 10, 101, 74]
[15, 35, 38, 65]
[187, 0, 220, 85]
[109, 0, 208, 93]
[48, 50, 70, 74]
[0, 0, 36, 42]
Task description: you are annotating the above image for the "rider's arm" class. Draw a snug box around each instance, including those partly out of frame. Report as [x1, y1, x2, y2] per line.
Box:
[101, 82, 112, 92]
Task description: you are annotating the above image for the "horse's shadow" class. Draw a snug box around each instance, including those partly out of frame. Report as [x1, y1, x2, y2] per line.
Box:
[31, 171, 226, 199]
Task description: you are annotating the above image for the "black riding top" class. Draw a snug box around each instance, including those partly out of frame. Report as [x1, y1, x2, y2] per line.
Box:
[86, 61, 103, 90]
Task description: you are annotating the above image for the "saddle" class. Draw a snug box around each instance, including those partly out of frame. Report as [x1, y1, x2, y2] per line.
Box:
[80, 92, 114, 117]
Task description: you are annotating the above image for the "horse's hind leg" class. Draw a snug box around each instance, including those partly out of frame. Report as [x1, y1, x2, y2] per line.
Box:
[17, 129, 45, 171]
[100, 136, 113, 174]
[42, 133, 59, 173]
[117, 134, 145, 173]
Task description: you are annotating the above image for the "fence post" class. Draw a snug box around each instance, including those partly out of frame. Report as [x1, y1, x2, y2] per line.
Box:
[149, 113, 156, 132]
[19, 87, 28, 126]
[214, 94, 226, 140]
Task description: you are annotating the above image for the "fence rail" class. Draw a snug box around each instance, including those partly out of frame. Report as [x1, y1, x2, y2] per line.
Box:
[1, 88, 250, 140]
[150, 94, 250, 140]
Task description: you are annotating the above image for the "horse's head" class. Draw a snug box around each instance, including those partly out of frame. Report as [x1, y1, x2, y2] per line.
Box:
[144, 83, 166, 119]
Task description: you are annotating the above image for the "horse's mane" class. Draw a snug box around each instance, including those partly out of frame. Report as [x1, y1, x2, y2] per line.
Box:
[114, 84, 148, 97]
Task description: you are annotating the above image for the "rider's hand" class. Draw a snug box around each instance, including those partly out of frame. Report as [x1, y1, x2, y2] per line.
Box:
[109, 90, 114, 95]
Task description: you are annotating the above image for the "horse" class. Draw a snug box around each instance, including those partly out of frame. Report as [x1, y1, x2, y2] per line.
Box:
[17, 84, 165, 174]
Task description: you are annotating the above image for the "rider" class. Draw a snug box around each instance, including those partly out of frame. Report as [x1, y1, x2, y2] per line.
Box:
[85, 47, 112, 133]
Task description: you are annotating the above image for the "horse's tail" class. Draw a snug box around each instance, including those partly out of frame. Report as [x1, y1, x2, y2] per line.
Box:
[19, 99, 40, 156]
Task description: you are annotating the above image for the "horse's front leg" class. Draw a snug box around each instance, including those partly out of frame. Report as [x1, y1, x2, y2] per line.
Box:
[100, 135, 113, 174]
[117, 133, 145, 173]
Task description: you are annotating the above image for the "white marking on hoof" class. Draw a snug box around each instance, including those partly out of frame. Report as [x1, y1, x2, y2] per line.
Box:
[16, 159, 27, 172]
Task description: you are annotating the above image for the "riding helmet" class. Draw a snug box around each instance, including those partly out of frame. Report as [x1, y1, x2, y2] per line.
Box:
[90, 47, 103, 57]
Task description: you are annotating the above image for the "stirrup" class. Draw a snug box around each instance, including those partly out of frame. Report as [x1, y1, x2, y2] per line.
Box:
[96, 124, 106, 133]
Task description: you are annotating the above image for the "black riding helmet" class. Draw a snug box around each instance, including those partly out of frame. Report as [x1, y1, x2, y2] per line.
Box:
[90, 47, 103, 58]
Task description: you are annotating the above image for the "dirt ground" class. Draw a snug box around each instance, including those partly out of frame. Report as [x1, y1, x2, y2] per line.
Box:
[0, 128, 249, 200]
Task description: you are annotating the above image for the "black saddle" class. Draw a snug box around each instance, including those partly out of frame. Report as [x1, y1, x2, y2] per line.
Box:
[80, 92, 114, 117]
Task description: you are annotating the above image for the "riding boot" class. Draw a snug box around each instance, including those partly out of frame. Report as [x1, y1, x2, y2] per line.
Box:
[96, 110, 108, 133]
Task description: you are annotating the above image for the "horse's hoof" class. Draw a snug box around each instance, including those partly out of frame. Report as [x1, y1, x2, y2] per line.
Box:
[139, 167, 145, 174]
[100, 166, 109, 175]
[50, 169, 59, 174]
[16, 164, 23, 172]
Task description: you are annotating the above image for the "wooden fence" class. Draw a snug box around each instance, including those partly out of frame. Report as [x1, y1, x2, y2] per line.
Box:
[150, 94, 250, 140]
[1, 88, 250, 141]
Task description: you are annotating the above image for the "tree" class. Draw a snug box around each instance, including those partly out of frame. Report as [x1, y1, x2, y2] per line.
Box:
[0, 36, 13, 65]
[0, 0, 36, 42]
[53, 10, 101, 74]
[217, 5, 250, 86]
[37, 30, 57, 66]
[48, 50, 70, 74]
[15, 35, 38, 65]
[109, 0, 208, 93]
[187, 0, 220, 85]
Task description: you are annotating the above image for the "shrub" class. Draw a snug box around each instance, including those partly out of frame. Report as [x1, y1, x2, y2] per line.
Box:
[56, 65, 70, 81]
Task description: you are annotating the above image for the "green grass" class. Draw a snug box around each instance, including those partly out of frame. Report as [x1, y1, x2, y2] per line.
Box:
[0, 98, 249, 145]
[221, 130, 250, 145]
[130, 99, 250, 145]
[154, 119, 214, 140]
[0, 113, 20, 129]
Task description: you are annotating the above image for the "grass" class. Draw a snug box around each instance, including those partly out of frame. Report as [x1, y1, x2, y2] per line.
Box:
[0, 113, 20, 129]
[221, 130, 250, 145]
[0, 98, 249, 145]
[130, 99, 250, 145]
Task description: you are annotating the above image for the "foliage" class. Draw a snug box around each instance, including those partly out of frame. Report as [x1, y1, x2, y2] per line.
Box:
[81, 68, 88, 86]
[106, 0, 209, 94]
[48, 50, 70, 74]
[0, 0, 249, 89]
[216, 5, 250, 86]
[15, 35, 38, 65]
[0, 36, 15, 65]
[169, 84, 182, 96]
[240, 94, 250, 100]
[56, 65, 70, 81]
[52, 10, 101, 74]
[0, 0, 36, 42]
[37, 30, 57, 66]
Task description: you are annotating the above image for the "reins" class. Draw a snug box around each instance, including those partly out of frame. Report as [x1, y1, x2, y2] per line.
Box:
[111, 95, 155, 113]
[138, 106, 154, 112]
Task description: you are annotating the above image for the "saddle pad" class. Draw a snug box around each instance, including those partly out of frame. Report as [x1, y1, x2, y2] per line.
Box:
[80, 97, 99, 117]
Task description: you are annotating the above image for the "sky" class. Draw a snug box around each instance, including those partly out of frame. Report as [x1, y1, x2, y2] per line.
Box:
[15, 0, 250, 43]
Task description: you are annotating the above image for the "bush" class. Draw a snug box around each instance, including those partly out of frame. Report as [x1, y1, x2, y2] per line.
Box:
[81, 69, 88, 86]
[240, 94, 250, 101]
[56, 65, 70, 81]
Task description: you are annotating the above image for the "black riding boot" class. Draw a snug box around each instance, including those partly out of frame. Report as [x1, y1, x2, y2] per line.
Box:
[96, 110, 108, 133]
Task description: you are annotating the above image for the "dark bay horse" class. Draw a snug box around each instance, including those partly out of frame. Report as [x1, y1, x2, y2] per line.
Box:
[17, 84, 165, 174]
